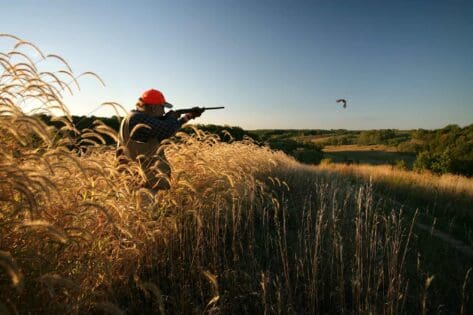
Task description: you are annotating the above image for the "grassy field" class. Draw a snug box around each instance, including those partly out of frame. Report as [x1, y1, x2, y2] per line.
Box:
[1, 36, 472, 314]
[324, 144, 402, 152]
[315, 162, 473, 244]
[322, 144, 417, 168]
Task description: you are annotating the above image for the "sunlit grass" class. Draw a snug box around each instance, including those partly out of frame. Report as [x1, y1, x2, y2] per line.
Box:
[1, 34, 471, 314]
[316, 163, 473, 198]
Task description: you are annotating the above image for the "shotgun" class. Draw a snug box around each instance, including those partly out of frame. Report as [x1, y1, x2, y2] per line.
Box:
[164, 106, 224, 118]
[174, 106, 224, 115]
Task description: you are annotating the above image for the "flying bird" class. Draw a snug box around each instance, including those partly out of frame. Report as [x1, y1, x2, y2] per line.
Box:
[336, 99, 347, 108]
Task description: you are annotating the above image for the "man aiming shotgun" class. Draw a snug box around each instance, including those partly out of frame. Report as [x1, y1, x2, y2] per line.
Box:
[117, 88, 223, 191]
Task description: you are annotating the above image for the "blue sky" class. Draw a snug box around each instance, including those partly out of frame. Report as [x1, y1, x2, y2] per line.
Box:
[1, 0, 472, 129]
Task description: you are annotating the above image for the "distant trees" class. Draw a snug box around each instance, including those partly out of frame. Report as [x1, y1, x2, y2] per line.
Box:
[356, 129, 409, 146]
[357, 130, 391, 145]
[36, 115, 472, 175]
[355, 124, 473, 177]
[396, 141, 423, 153]
[251, 129, 334, 141]
[412, 124, 473, 176]
[319, 135, 355, 146]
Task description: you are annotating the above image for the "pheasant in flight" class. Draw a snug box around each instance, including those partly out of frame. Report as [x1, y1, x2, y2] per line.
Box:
[336, 99, 347, 108]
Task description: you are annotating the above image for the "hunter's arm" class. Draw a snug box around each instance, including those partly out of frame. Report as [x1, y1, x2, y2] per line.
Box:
[129, 112, 190, 142]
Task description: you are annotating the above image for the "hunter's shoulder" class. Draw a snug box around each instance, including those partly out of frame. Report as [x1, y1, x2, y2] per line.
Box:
[129, 111, 178, 125]
[128, 110, 152, 122]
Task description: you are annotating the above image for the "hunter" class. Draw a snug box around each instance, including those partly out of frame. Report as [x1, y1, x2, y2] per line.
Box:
[117, 89, 202, 190]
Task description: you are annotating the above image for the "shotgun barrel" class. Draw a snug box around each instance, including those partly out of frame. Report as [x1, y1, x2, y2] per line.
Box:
[174, 106, 224, 115]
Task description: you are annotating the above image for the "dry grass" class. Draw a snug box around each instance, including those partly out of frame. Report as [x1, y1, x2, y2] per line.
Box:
[1, 35, 471, 314]
[316, 163, 473, 198]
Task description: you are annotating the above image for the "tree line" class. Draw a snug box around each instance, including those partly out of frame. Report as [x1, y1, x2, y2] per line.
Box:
[37, 115, 472, 176]
[36, 115, 325, 165]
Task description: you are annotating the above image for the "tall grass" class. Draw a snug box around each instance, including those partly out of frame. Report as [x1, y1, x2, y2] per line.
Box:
[1, 35, 471, 314]
[316, 163, 473, 198]
[316, 162, 473, 246]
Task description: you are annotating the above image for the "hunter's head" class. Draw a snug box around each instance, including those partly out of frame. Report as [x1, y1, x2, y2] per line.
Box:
[136, 89, 173, 117]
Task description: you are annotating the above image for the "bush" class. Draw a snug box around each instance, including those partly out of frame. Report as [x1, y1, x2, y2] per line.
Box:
[410, 124, 473, 176]
[397, 141, 422, 153]
[266, 139, 324, 164]
[292, 148, 324, 164]
[413, 151, 452, 174]
[394, 159, 407, 171]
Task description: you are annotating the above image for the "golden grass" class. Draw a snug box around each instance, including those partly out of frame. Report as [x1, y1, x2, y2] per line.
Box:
[1, 34, 471, 314]
[315, 163, 473, 198]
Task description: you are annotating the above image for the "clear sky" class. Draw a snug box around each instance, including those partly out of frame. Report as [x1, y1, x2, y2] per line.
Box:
[1, 0, 472, 130]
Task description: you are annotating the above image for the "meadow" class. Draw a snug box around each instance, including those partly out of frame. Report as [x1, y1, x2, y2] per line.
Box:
[1, 35, 472, 314]
[322, 144, 417, 168]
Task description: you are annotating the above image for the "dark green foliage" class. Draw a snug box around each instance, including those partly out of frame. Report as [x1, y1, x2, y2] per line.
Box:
[292, 147, 324, 164]
[36, 114, 121, 145]
[72, 115, 120, 140]
[266, 138, 323, 164]
[320, 134, 357, 145]
[413, 151, 452, 174]
[250, 129, 335, 141]
[397, 141, 423, 153]
[357, 129, 409, 145]
[412, 124, 473, 176]
[265, 138, 301, 153]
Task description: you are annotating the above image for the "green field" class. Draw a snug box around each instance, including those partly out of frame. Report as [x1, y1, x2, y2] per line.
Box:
[323, 144, 417, 168]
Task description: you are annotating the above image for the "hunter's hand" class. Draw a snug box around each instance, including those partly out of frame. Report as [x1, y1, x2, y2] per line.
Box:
[166, 110, 180, 119]
[190, 107, 204, 118]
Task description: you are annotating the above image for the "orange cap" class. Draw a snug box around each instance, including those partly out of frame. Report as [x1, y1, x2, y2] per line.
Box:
[140, 89, 173, 108]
